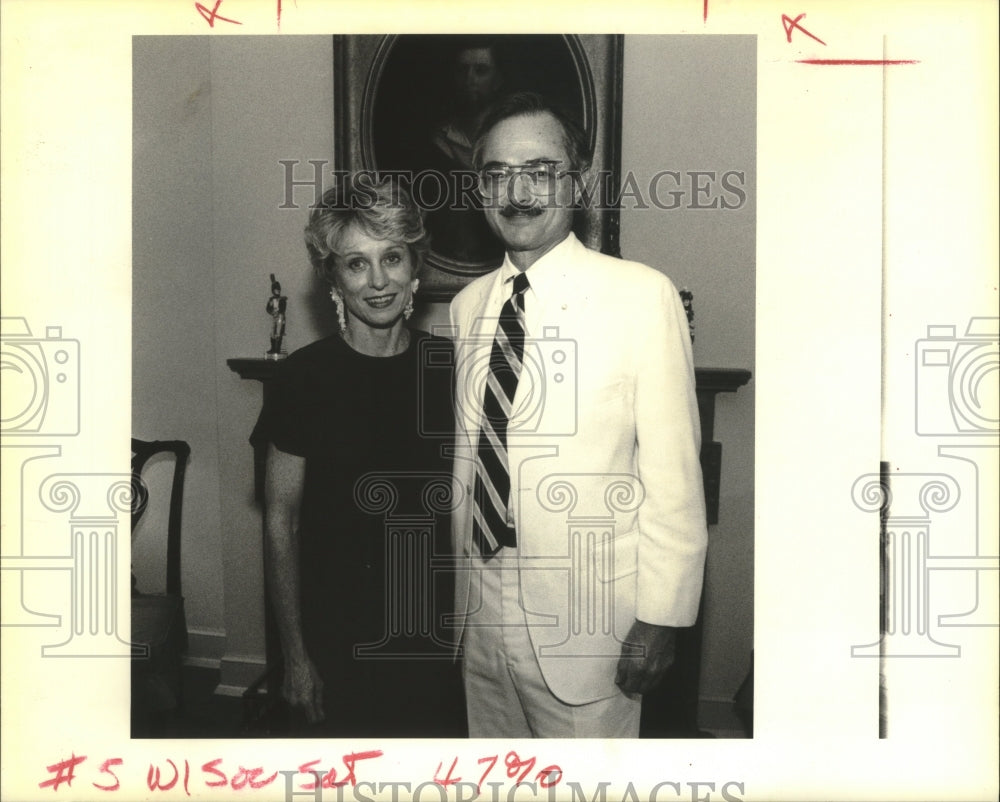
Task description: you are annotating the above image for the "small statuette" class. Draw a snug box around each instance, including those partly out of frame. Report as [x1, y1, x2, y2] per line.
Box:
[265, 273, 288, 360]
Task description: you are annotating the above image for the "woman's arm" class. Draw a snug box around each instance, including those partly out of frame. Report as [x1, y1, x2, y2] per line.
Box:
[263, 442, 324, 723]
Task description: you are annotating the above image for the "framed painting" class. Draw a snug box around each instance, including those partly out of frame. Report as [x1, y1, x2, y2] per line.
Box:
[333, 34, 624, 300]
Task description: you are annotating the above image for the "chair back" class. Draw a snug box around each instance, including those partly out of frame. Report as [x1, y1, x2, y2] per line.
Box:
[131, 438, 190, 597]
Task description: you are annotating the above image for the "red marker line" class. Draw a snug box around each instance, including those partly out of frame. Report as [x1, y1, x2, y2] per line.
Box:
[796, 59, 919, 65]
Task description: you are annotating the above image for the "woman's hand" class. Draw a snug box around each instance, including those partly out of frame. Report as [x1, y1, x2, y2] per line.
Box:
[283, 656, 325, 723]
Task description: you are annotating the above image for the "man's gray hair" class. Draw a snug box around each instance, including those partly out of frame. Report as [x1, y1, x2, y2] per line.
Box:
[471, 91, 593, 173]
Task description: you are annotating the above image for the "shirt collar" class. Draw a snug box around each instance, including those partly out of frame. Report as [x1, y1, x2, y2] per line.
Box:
[498, 232, 579, 303]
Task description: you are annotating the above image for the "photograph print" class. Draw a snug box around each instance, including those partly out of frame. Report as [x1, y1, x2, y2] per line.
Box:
[131, 32, 755, 742]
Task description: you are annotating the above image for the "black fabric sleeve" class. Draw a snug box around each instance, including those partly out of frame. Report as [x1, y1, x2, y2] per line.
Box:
[249, 358, 310, 458]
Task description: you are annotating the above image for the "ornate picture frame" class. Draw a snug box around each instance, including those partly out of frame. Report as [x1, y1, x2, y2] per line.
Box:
[333, 34, 624, 300]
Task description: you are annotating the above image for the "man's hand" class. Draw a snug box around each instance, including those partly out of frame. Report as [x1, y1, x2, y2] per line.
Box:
[615, 620, 678, 697]
[282, 656, 325, 723]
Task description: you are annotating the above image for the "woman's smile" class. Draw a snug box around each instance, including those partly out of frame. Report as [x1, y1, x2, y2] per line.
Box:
[364, 293, 398, 309]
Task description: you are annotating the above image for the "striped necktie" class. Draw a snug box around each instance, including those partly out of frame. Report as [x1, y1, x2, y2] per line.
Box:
[472, 271, 530, 558]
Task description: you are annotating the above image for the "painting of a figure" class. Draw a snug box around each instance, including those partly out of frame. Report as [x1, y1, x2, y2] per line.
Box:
[336, 34, 621, 297]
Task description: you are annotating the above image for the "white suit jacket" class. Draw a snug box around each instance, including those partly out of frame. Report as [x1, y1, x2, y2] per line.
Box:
[448, 234, 708, 704]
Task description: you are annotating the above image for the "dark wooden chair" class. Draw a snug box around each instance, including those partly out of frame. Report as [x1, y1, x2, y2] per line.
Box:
[130, 437, 191, 737]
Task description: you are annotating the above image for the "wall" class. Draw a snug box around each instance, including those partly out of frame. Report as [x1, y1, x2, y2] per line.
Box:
[619, 35, 756, 724]
[133, 37, 224, 661]
[132, 36, 337, 677]
[132, 34, 755, 720]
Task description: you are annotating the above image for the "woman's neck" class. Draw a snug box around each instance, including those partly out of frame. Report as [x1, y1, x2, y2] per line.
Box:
[342, 321, 411, 357]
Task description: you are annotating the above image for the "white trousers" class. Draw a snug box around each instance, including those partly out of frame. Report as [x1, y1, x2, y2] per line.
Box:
[462, 549, 641, 738]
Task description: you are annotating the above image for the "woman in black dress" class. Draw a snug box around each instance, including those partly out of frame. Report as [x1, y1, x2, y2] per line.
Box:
[257, 175, 464, 737]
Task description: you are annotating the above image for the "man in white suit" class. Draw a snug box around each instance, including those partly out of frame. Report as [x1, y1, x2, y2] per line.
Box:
[449, 92, 707, 737]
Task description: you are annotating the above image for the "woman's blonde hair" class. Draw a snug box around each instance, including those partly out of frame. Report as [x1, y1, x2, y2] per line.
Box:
[305, 173, 430, 283]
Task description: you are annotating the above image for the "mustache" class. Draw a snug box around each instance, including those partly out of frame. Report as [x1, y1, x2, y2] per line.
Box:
[499, 204, 544, 219]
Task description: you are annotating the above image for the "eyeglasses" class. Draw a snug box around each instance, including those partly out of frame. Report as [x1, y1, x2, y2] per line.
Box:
[477, 160, 570, 199]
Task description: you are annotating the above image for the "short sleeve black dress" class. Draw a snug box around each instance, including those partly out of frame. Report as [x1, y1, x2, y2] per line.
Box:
[253, 329, 465, 737]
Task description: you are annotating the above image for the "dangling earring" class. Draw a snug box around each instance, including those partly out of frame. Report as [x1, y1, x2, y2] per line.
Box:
[329, 287, 347, 334]
[403, 278, 419, 321]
